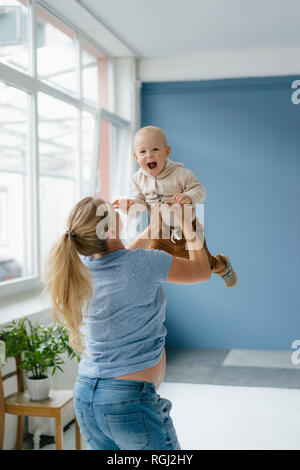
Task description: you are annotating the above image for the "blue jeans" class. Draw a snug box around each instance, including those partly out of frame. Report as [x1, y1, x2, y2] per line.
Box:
[73, 374, 181, 450]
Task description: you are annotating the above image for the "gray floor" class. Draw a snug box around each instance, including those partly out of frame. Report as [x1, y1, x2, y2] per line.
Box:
[164, 347, 300, 388]
[27, 346, 300, 450]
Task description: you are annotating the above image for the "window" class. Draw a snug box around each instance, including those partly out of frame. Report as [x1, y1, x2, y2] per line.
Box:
[82, 110, 95, 196]
[0, 82, 35, 285]
[36, 5, 77, 94]
[91, 109, 130, 201]
[0, 188, 8, 246]
[38, 93, 78, 274]
[91, 110, 132, 245]
[82, 39, 106, 104]
[0, 80, 27, 173]
[0, 1, 131, 298]
[38, 93, 78, 178]
[0, 0, 29, 73]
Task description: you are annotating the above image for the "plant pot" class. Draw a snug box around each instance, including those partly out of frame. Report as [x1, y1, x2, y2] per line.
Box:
[25, 375, 51, 401]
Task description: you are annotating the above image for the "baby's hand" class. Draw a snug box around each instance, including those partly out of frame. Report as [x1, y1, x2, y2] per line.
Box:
[112, 198, 134, 214]
[171, 193, 192, 204]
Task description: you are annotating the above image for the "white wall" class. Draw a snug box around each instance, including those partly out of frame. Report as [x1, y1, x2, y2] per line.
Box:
[138, 46, 300, 82]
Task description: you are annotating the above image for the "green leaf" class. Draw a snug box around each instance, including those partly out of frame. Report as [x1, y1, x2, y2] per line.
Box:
[0, 319, 78, 378]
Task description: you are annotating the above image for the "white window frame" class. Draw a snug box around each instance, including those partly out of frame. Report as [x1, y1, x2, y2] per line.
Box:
[91, 108, 130, 196]
[0, 0, 130, 299]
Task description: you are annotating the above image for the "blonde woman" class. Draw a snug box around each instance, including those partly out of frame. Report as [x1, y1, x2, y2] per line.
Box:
[43, 197, 210, 450]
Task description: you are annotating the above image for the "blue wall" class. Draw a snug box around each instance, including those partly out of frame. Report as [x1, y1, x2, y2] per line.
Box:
[142, 76, 300, 350]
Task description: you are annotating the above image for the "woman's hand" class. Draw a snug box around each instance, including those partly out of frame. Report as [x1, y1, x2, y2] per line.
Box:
[112, 199, 134, 214]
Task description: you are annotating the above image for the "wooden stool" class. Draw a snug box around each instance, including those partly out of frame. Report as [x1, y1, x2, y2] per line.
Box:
[0, 354, 81, 450]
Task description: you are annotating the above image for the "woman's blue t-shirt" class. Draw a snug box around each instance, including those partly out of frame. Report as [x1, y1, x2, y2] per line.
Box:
[78, 248, 173, 378]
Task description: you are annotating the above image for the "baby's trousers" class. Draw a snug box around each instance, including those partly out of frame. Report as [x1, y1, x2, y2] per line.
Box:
[147, 207, 227, 275]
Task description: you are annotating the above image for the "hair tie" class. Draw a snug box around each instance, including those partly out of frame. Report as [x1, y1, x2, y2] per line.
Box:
[66, 230, 76, 238]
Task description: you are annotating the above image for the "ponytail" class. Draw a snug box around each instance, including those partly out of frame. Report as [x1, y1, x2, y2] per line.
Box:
[41, 197, 109, 354]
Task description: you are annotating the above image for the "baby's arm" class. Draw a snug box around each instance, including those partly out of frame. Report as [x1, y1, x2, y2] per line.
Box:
[128, 178, 148, 216]
[131, 177, 147, 206]
[112, 176, 147, 215]
[177, 169, 206, 205]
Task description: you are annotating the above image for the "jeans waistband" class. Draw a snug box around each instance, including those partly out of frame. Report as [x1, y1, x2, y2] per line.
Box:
[76, 374, 156, 393]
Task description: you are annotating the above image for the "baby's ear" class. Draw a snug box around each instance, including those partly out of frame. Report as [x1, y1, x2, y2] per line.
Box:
[132, 152, 138, 160]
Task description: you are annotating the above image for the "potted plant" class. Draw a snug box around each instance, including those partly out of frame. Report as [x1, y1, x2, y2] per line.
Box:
[0, 318, 80, 401]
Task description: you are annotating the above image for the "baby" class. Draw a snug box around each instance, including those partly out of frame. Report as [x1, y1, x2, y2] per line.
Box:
[113, 126, 237, 288]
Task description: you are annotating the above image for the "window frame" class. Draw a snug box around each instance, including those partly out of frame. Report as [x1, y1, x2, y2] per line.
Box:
[91, 108, 130, 197]
[0, 0, 130, 299]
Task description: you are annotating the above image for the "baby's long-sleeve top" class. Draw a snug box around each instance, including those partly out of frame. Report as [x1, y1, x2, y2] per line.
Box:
[129, 158, 206, 217]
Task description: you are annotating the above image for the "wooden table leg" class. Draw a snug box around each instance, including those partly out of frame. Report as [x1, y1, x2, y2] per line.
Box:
[55, 414, 63, 450]
[0, 412, 5, 450]
[75, 417, 81, 450]
[16, 415, 25, 450]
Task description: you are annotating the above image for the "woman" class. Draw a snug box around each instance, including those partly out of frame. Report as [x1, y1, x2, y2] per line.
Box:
[43, 197, 210, 450]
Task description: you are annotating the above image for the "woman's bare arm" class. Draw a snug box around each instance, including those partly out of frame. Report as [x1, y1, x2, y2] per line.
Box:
[125, 203, 211, 284]
[111, 199, 151, 250]
[166, 204, 211, 284]
[166, 255, 211, 284]
[125, 224, 152, 250]
[124, 203, 161, 250]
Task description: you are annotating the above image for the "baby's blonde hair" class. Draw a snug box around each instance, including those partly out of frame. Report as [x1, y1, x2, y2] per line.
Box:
[133, 126, 168, 151]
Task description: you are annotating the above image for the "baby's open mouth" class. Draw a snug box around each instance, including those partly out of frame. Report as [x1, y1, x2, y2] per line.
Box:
[147, 162, 157, 169]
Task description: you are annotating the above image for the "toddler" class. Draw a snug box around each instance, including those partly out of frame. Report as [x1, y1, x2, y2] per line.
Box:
[113, 126, 237, 288]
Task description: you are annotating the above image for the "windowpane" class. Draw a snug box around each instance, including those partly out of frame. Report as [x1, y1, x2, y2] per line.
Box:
[82, 40, 106, 104]
[38, 92, 78, 178]
[0, 5, 121, 295]
[37, 6, 77, 94]
[0, 81, 27, 172]
[39, 177, 76, 282]
[97, 118, 111, 200]
[0, 82, 32, 284]
[38, 92, 78, 279]
[95, 120, 131, 203]
[82, 110, 95, 196]
[0, 0, 28, 72]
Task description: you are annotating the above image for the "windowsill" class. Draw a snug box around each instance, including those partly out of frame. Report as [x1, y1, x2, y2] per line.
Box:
[0, 287, 51, 326]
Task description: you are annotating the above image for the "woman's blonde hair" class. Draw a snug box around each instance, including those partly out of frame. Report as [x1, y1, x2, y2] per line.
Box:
[41, 196, 111, 355]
